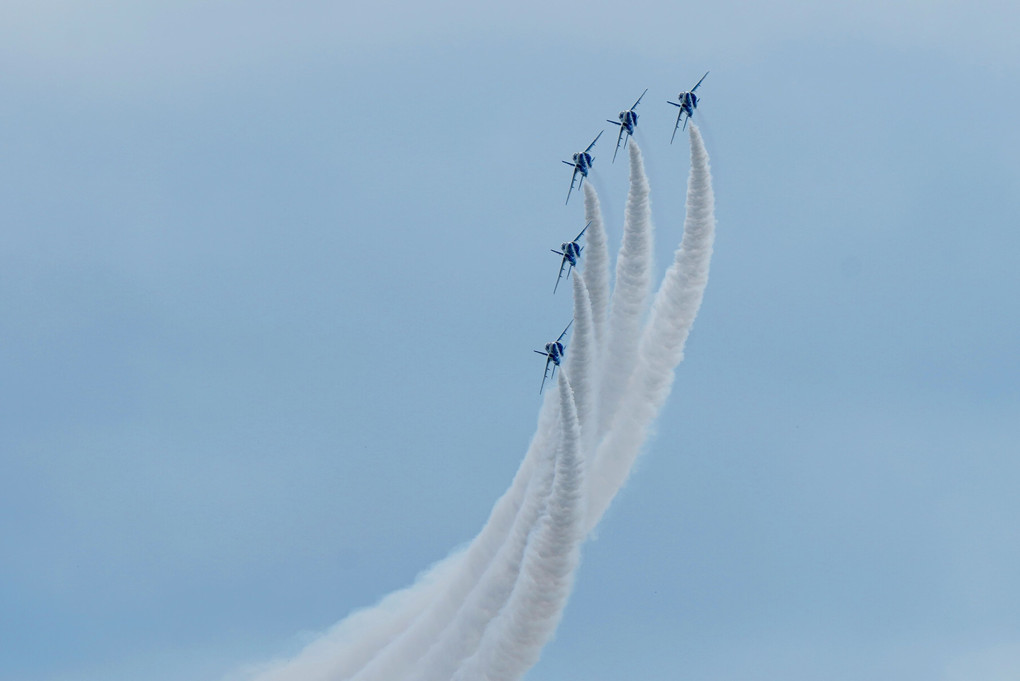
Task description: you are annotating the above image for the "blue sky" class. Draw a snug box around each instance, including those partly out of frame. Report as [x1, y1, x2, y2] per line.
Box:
[2, 2, 1019, 680]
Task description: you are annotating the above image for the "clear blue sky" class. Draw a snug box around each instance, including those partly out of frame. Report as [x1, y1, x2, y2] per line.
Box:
[2, 2, 1019, 680]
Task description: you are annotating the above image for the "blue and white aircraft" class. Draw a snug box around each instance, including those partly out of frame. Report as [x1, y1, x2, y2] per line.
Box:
[668, 71, 709, 143]
[562, 131, 602, 205]
[534, 321, 572, 393]
[607, 88, 648, 162]
[551, 220, 591, 293]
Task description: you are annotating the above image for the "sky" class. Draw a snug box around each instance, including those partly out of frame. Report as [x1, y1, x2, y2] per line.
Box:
[2, 2, 1019, 680]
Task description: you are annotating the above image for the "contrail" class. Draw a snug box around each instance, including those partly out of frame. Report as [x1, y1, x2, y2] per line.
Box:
[585, 124, 716, 533]
[247, 397, 564, 681]
[598, 140, 654, 440]
[347, 393, 564, 681]
[243, 553, 462, 681]
[398, 400, 562, 681]
[450, 371, 585, 681]
[565, 271, 597, 458]
[395, 277, 593, 681]
[582, 182, 611, 353]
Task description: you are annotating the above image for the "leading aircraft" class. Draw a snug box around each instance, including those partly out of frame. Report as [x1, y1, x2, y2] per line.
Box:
[667, 71, 709, 143]
[534, 321, 572, 393]
[606, 88, 648, 162]
[562, 131, 602, 205]
[551, 220, 591, 294]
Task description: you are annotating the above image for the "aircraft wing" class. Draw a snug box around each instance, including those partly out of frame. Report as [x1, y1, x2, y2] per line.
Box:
[584, 130, 603, 153]
[574, 220, 591, 242]
[670, 108, 684, 144]
[557, 320, 573, 342]
[553, 256, 568, 293]
[632, 87, 648, 110]
[612, 125, 624, 163]
[537, 354, 553, 393]
[691, 71, 709, 92]
[565, 166, 579, 205]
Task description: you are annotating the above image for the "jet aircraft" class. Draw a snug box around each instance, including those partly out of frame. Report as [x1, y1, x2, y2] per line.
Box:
[667, 71, 709, 143]
[534, 321, 572, 393]
[606, 88, 648, 162]
[562, 131, 602, 205]
[551, 221, 591, 294]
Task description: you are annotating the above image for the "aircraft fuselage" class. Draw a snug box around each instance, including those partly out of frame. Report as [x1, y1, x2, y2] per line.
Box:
[679, 91, 699, 116]
[619, 110, 638, 135]
[572, 152, 593, 176]
[545, 341, 564, 365]
[561, 241, 581, 266]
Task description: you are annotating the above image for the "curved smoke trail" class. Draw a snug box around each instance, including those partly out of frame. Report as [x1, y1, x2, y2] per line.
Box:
[399, 400, 561, 681]
[582, 183, 611, 353]
[248, 402, 562, 681]
[565, 271, 597, 458]
[241, 553, 461, 681]
[598, 140, 655, 439]
[451, 371, 585, 681]
[585, 124, 716, 533]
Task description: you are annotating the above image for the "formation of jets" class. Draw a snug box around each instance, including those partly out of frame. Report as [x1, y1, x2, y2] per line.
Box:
[538, 72, 709, 391]
[561, 72, 708, 201]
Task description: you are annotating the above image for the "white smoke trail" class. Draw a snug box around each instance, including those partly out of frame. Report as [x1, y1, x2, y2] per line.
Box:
[390, 276, 592, 681]
[398, 398, 562, 681]
[585, 124, 716, 533]
[450, 371, 585, 681]
[243, 554, 461, 681]
[582, 182, 610, 353]
[247, 401, 564, 681]
[598, 140, 654, 440]
[565, 271, 596, 458]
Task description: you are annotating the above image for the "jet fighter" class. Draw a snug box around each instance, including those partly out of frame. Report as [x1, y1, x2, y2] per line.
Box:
[534, 321, 572, 393]
[551, 220, 591, 294]
[667, 71, 709, 143]
[606, 88, 648, 162]
[562, 131, 602, 205]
